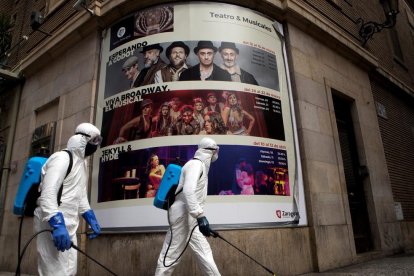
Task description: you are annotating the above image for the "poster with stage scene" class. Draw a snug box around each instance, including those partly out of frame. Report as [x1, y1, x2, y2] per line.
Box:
[100, 88, 285, 147]
[92, 2, 306, 230]
[99, 144, 289, 202]
[105, 40, 279, 97]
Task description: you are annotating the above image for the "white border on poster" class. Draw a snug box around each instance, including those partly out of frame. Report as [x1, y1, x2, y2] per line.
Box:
[92, 2, 306, 231]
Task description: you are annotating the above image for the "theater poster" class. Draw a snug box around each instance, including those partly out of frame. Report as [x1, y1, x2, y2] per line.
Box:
[92, 2, 307, 231]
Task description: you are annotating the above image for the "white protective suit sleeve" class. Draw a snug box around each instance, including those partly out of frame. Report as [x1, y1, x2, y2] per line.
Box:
[38, 151, 71, 222]
[78, 160, 91, 215]
[182, 159, 204, 218]
[78, 180, 91, 215]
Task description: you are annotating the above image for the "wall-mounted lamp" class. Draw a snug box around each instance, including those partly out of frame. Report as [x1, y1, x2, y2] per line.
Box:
[30, 11, 43, 30]
[357, 0, 399, 46]
[73, 0, 95, 16]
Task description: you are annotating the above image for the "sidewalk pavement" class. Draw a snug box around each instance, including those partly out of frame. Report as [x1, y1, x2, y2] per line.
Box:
[300, 253, 414, 276]
[2, 253, 414, 276]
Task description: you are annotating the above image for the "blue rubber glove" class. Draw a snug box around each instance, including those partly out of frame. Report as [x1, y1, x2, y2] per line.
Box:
[49, 212, 71, 252]
[82, 209, 101, 239]
[197, 216, 212, 237]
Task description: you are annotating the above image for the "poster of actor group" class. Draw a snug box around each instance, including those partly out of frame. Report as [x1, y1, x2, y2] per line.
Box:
[92, 2, 307, 230]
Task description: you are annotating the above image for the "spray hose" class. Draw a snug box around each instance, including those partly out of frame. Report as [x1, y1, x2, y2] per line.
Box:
[162, 194, 276, 275]
[16, 218, 274, 275]
[162, 198, 198, 267]
[15, 229, 118, 276]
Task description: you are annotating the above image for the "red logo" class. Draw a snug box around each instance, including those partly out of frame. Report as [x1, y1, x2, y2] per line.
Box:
[276, 210, 281, 218]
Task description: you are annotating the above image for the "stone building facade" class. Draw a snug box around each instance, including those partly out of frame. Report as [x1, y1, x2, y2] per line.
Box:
[0, 0, 413, 275]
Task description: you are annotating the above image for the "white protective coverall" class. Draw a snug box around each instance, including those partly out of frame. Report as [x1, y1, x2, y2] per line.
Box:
[33, 123, 100, 276]
[155, 137, 221, 276]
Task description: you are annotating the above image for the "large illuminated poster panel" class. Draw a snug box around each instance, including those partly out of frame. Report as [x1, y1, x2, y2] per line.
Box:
[92, 2, 306, 230]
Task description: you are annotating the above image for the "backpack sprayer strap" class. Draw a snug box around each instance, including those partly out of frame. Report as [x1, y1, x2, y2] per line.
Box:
[174, 158, 203, 197]
[56, 150, 73, 206]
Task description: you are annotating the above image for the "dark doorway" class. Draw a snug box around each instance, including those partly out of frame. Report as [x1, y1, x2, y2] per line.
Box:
[333, 94, 373, 254]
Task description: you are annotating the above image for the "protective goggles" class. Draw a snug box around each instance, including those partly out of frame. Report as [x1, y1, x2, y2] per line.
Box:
[75, 132, 103, 146]
[205, 146, 219, 152]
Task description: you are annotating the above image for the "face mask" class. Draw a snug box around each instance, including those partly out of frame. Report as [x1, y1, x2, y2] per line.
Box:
[77, 134, 102, 157]
[85, 143, 98, 157]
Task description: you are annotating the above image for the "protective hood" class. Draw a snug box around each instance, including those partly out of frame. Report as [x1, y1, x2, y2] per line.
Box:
[194, 137, 219, 172]
[67, 123, 101, 158]
[194, 148, 214, 162]
[66, 135, 86, 159]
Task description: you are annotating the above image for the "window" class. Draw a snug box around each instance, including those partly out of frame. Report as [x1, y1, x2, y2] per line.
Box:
[389, 28, 404, 62]
[30, 122, 56, 157]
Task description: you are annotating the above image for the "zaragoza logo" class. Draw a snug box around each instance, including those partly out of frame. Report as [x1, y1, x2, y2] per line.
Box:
[276, 210, 282, 218]
[276, 209, 300, 219]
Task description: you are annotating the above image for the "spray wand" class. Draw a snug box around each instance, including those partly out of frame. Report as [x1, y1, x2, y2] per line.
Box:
[211, 230, 276, 276]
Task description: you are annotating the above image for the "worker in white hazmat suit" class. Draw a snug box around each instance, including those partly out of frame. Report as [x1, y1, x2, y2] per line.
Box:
[33, 123, 102, 276]
[155, 137, 221, 276]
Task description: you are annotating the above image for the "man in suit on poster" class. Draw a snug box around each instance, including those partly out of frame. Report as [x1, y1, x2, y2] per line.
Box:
[179, 40, 231, 81]
[218, 42, 258, 85]
[154, 41, 190, 83]
[136, 44, 167, 86]
[122, 56, 141, 88]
